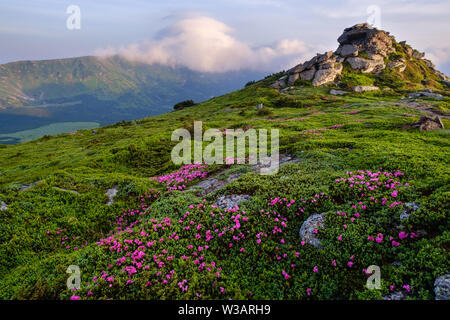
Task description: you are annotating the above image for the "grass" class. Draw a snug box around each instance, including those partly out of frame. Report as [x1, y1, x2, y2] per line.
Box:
[0, 69, 448, 300]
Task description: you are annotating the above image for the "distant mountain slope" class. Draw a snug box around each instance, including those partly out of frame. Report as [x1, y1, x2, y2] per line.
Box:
[0, 55, 264, 141]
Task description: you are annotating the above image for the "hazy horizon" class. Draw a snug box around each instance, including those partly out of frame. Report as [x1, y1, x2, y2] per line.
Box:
[1, 0, 450, 74]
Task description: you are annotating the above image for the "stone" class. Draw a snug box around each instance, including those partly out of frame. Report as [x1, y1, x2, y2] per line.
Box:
[400, 202, 420, 221]
[412, 115, 444, 131]
[339, 44, 358, 57]
[387, 60, 406, 72]
[106, 187, 118, 206]
[271, 75, 288, 89]
[289, 63, 305, 74]
[347, 56, 384, 73]
[352, 85, 379, 93]
[337, 23, 394, 58]
[299, 213, 325, 248]
[312, 68, 340, 86]
[0, 201, 7, 211]
[299, 68, 316, 81]
[216, 194, 250, 210]
[288, 73, 300, 86]
[383, 291, 406, 300]
[254, 103, 263, 110]
[434, 274, 450, 300]
[415, 91, 443, 100]
[330, 89, 347, 95]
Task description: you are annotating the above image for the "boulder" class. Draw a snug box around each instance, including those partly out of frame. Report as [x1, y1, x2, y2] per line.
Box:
[288, 73, 300, 86]
[216, 194, 250, 210]
[299, 68, 316, 81]
[434, 274, 450, 300]
[339, 44, 358, 57]
[0, 201, 7, 211]
[312, 67, 341, 86]
[347, 56, 385, 73]
[412, 50, 425, 59]
[412, 115, 444, 131]
[299, 213, 325, 248]
[353, 85, 379, 93]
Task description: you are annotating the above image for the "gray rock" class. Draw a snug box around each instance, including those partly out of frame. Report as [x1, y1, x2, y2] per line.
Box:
[216, 194, 250, 210]
[254, 103, 263, 110]
[299, 68, 316, 81]
[340, 44, 358, 57]
[330, 89, 348, 95]
[347, 56, 384, 73]
[106, 187, 118, 206]
[434, 274, 450, 300]
[288, 73, 300, 86]
[299, 213, 325, 248]
[312, 68, 340, 86]
[353, 85, 379, 93]
[387, 60, 406, 72]
[0, 201, 7, 211]
[383, 291, 406, 300]
[400, 202, 420, 221]
[412, 50, 425, 59]
[409, 91, 443, 101]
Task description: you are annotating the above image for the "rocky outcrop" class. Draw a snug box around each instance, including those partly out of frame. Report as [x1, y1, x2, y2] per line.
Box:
[299, 213, 325, 248]
[271, 22, 449, 89]
[412, 115, 444, 131]
[434, 274, 450, 300]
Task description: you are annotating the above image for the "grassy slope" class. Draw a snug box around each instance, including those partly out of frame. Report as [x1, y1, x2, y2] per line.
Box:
[0, 73, 450, 299]
[0, 66, 449, 299]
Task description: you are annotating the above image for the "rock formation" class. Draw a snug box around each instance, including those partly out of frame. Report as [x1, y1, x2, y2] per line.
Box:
[412, 115, 445, 131]
[271, 23, 449, 89]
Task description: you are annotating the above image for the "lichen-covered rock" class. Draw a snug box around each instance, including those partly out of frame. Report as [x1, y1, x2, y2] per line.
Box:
[409, 91, 443, 101]
[338, 44, 358, 57]
[352, 85, 379, 93]
[434, 274, 450, 300]
[216, 194, 250, 210]
[299, 213, 325, 248]
[299, 68, 316, 81]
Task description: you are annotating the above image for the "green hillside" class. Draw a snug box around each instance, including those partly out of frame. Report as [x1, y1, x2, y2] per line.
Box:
[0, 24, 448, 300]
[0, 56, 264, 141]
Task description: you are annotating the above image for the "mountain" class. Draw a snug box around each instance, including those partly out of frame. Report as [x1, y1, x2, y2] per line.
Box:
[0, 24, 448, 301]
[0, 55, 265, 143]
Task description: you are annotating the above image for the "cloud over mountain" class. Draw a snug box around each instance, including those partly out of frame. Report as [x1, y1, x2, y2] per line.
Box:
[95, 16, 317, 73]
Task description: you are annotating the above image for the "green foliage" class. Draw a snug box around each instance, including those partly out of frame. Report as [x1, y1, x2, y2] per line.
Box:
[173, 100, 195, 110]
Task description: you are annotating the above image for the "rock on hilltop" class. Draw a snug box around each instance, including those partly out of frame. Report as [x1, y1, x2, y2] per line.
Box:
[272, 23, 449, 89]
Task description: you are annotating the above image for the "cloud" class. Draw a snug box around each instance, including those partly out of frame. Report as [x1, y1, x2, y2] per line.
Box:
[95, 16, 317, 72]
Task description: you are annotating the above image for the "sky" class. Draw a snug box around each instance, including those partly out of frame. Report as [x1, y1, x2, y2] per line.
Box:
[1, 0, 449, 74]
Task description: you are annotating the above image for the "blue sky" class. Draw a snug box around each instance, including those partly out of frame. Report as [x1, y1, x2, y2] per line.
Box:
[1, 0, 449, 73]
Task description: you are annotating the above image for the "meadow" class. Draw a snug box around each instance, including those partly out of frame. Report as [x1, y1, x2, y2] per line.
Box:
[0, 74, 448, 300]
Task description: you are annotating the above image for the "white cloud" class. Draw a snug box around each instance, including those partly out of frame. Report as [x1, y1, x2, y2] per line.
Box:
[95, 16, 318, 72]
